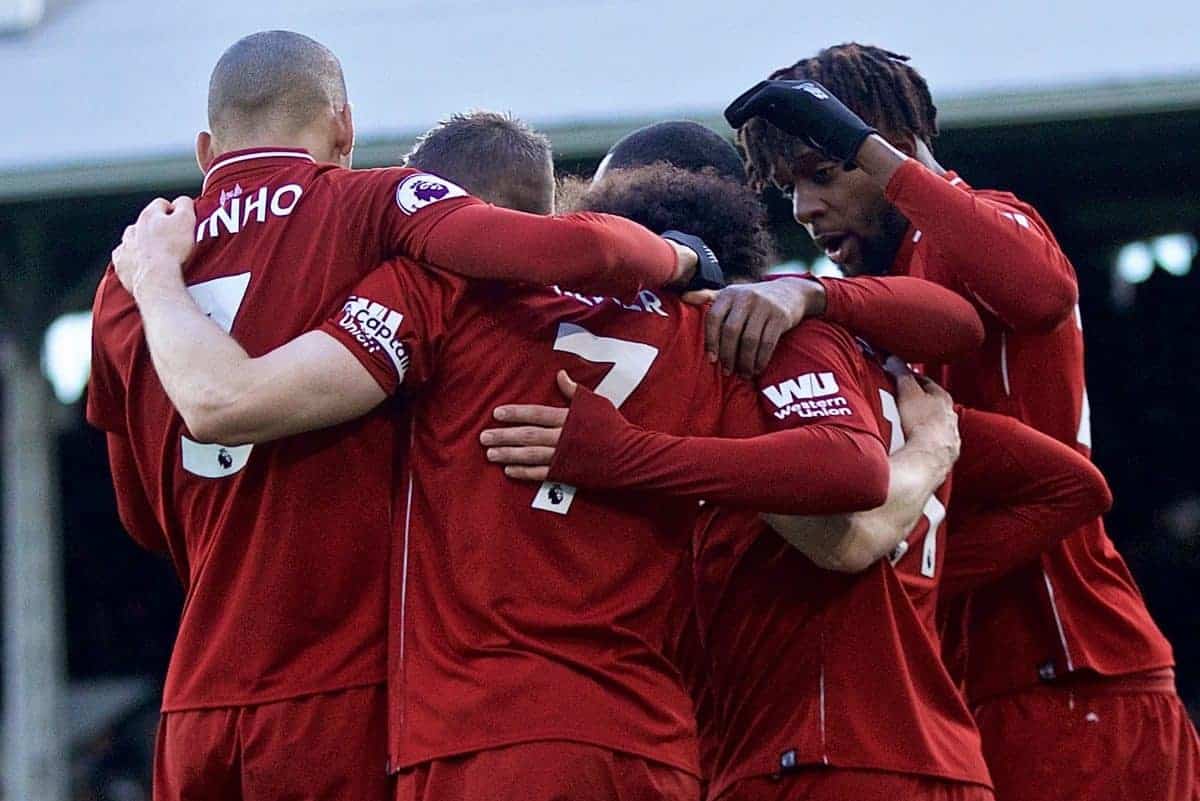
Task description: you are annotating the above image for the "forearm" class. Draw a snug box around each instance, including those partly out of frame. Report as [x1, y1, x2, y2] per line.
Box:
[133, 275, 259, 442]
[762, 430, 950, 572]
[418, 205, 684, 294]
[548, 388, 889, 515]
[820, 275, 984, 363]
[940, 409, 1113, 598]
[862, 144, 1077, 332]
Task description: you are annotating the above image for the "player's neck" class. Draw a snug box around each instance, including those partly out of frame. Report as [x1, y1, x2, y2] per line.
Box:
[212, 128, 339, 166]
[913, 140, 947, 177]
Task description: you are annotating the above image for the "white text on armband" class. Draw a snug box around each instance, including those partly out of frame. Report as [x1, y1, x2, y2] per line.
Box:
[337, 296, 410, 382]
[195, 184, 303, 243]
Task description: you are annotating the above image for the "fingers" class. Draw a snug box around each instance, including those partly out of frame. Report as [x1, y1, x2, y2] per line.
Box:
[704, 291, 733, 364]
[556, 370, 578, 401]
[502, 465, 550, 482]
[479, 425, 560, 448]
[754, 315, 788, 375]
[894, 369, 922, 400]
[725, 80, 770, 128]
[484, 446, 557, 466]
[170, 195, 195, 215]
[492, 404, 568, 427]
[717, 296, 751, 375]
[681, 289, 718, 306]
[735, 307, 770, 377]
[137, 197, 171, 225]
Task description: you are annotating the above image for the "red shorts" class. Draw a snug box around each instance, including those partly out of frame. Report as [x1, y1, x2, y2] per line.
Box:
[973, 678, 1200, 801]
[154, 684, 390, 801]
[393, 740, 700, 801]
[712, 768, 993, 801]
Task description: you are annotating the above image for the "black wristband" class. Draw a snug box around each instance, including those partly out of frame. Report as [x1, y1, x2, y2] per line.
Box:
[661, 231, 725, 291]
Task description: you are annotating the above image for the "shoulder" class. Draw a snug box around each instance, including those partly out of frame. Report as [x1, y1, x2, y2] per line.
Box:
[776, 319, 862, 359]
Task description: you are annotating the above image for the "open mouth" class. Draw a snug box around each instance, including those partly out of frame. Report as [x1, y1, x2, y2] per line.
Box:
[816, 233, 852, 265]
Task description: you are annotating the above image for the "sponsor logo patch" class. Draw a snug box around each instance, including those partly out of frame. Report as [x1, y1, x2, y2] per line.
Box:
[395, 173, 468, 215]
[337, 296, 410, 381]
[762, 371, 851, 421]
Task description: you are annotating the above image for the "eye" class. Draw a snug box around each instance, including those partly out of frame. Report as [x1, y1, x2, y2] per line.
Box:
[811, 167, 836, 186]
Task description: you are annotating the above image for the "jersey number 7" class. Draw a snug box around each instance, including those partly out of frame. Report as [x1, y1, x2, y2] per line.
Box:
[531, 322, 659, 515]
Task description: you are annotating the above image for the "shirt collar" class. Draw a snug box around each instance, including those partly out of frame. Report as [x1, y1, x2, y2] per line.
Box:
[202, 147, 316, 195]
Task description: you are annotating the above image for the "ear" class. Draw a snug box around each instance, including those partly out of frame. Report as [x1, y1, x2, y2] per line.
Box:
[195, 131, 216, 173]
[335, 102, 355, 167]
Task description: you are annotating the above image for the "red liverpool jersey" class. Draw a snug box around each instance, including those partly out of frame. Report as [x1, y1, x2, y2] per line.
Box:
[537, 328, 1111, 794]
[87, 147, 681, 712]
[693, 328, 990, 798]
[884, 160, 1174, 701]
[320, 262, 903, 775]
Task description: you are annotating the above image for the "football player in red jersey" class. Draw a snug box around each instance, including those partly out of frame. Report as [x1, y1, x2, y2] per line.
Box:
[723, 42, 1200, 800]
[107, 115, 992, 797]
[478, 167, 1115, 801]
[88, 30, 727, 801]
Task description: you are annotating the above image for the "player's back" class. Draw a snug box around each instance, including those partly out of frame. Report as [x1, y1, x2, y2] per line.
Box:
[389, 276, 749, 776]
[691, 336, 989, 799]
[88, 149, 439, 710]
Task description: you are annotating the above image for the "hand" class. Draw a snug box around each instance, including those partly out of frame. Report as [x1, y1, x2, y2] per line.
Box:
[891, 363, 960, 470]
[480, 370, 578, 481]
[724, 79, 877, 166]
[696, 278, 827, 377]
[111, 196, 196, 298]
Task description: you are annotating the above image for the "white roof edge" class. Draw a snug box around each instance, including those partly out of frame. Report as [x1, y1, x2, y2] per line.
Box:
[4, 76, 1198, 204]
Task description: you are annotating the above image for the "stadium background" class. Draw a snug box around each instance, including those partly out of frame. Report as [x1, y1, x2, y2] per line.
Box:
[1, 0, 1198, 798]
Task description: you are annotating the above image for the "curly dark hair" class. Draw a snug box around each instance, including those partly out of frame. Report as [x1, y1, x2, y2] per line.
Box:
[738, 43, 938, 191]
[562, 163, 775, 281]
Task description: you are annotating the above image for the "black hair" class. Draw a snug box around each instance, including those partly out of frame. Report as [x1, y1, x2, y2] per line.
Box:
[564, 164, 774, 281]
[598, 121, 746, 183]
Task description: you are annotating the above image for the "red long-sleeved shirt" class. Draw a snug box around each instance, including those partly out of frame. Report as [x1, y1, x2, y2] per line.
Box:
[887, 160, 1174, 699]
[87, 147, 680, 712]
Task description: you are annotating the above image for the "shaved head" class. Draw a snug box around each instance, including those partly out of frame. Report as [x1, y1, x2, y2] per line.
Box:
[207, 30, 347, 145]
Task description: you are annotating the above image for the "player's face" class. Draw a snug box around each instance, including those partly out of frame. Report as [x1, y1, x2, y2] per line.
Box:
[772, 148, 909, 276]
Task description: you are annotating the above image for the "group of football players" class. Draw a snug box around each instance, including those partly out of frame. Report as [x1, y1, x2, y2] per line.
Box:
[90, 28, 1200, 801]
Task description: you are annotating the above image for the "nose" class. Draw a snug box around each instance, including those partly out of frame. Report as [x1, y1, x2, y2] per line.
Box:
[792, 185, 825, 226]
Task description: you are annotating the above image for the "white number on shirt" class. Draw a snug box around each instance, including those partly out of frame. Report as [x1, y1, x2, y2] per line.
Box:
[179, 273, 255, 479]
[531, 322, 660, 515]
[878, 389, 944, 578]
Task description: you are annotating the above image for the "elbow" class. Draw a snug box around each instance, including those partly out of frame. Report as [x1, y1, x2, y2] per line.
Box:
[1082, 462, 1114, 520]
[822, 543, 880, 574]
[1013, 279, 1078, 334]
[178, 388, 257, 445]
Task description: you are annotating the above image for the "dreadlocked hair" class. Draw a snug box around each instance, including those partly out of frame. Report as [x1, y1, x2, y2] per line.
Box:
[738, 43, 938, 191]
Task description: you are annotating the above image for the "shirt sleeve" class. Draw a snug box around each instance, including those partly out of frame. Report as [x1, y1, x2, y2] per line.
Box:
[318, 261, 464, 396]
[546, 321, 890, 515]
[85, 271, 127, 433]
[343, 168, 677, 295]
[819, 275, 985, 364]
[885, 160, 1078, 333]
[939, 407, 1112, 600]
[105, 432, 169, 553]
